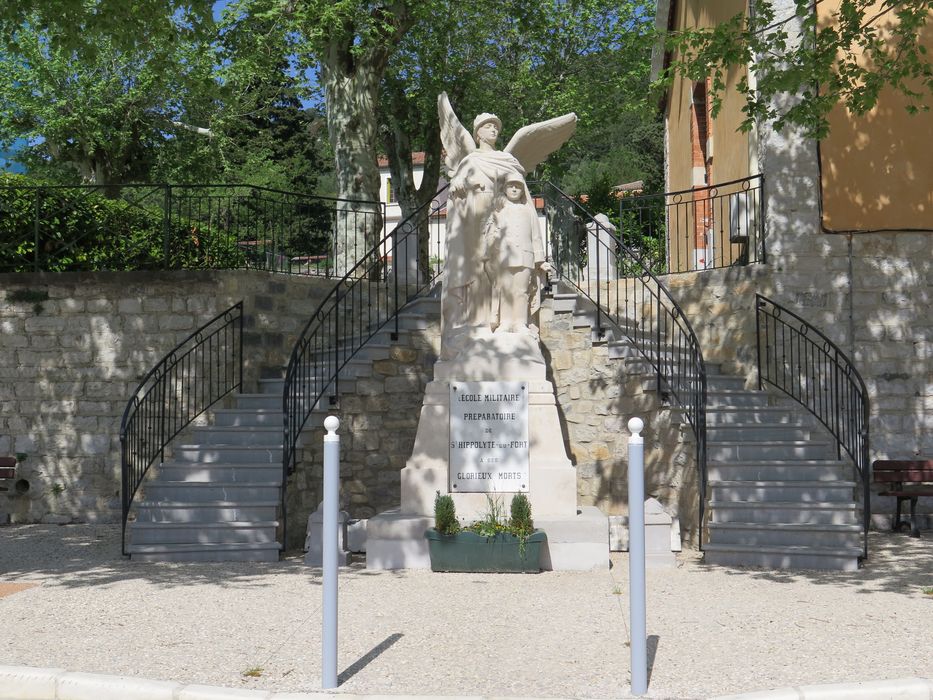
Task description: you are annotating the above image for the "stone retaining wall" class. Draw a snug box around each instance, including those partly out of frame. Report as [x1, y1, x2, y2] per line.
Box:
[285, 330, 440, 549]
[0, 270, 336, 524]
[538, 305, 699, 543]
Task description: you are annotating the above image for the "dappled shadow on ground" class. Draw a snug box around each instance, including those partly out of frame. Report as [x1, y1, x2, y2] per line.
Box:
[0, 523, 413, 589]
[694, 531, 933, 597]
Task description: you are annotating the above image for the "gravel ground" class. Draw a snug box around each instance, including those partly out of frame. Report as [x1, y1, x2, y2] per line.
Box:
[1, 524, 932, 699]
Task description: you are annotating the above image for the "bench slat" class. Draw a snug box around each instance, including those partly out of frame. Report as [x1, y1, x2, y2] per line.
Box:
[874, 470, 933, 483]
[873, 460, 933, 471]
[0, 457, 16, 468]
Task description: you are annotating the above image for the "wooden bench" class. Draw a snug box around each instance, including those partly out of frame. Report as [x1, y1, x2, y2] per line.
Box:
[873, 460, 933, 537]
[0, 456, 15, 480]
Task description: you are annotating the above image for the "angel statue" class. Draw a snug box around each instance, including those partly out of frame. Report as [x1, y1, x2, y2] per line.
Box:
[437, 91, 576, 357]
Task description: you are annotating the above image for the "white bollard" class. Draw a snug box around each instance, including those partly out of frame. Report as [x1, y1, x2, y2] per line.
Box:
[627, 416, 647, 696]
[322, 416, 340, 689]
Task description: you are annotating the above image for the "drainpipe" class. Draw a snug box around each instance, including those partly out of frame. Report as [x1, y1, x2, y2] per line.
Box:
[847, 233, 855, 357]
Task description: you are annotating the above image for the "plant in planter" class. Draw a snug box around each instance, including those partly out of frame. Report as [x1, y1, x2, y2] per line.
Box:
[425, 491, 547, 573]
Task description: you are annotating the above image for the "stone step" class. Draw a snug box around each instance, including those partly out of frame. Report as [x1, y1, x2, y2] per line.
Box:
[143, 481, 281, 503]
[174, 445, 282, 464]
[707, 522, 863, 549]
[709, 500, 860, 525]
[709, 480, 857, 503]
[236, 392, 339, 411]
[129, 521, 279, 545]
[396, 312, 433, 331]
[704, 425, 816, 442]
[707, 440, 836, 461]
[702, 543, 861, 571]
[262, 360, 375, 393]
[190, 425, 282, 447]
[706, 390, 789, 408]
[132, 501, 279, 523]
[127, 541, 281, 563]
[213, 409, 283, 427]
[707, 460, 851, 482]
[550, 292, 581, 313]
[157, 462, 282, 482]
[688, 406, 819, 427]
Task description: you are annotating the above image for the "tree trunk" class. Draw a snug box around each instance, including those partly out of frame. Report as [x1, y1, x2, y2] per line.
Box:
[318, 3, 415, 278]
[321, 59, 385, 277]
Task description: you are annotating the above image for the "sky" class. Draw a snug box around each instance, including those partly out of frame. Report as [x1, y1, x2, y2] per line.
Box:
[0, 139, 26, 173]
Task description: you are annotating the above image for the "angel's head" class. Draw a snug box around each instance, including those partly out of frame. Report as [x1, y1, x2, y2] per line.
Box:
[473, 113, 502, 147]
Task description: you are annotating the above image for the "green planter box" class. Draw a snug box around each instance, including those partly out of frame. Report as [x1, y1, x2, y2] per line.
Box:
[425, 529, 546, 573]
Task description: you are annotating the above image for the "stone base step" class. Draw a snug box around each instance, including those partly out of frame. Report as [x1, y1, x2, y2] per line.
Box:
[365, 506, 609, 571]
[127, 541, 282, 562]
[703, 542, 861, 571]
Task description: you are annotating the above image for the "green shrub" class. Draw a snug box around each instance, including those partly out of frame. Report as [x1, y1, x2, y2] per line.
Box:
[434, 491, 459, 535]
[509, 493, 533, 536]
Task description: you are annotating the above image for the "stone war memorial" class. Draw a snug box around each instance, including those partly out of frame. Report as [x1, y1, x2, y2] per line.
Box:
[366, 93, 609, 571]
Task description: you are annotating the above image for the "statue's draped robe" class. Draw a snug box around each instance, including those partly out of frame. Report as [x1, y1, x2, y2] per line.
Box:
[443, 149, 527, 341]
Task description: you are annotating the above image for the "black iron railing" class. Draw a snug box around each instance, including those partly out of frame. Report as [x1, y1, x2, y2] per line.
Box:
[619, 174, 764, 274]
[755, 294, 870, 559]
[536, 181, 708, 545]
[119, 301, 244, 555]
[281, 192, 447, 546]
[0, 182, 382, 276]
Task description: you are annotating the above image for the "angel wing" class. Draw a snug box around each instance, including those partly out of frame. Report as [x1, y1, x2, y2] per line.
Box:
[437, 92, 475, 177]
[504, 112, 577, 174]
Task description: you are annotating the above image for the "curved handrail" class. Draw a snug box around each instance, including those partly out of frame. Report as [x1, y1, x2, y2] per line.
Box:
[534, 181, 708, 546]
[281, 190, 448, 546]
[119, 301, 243, 555]
[755, 294, 870, 560]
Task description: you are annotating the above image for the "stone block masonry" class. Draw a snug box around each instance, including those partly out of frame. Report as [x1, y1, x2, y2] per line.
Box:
[538, 305, 699, 543]
[0, 270, 337, 525]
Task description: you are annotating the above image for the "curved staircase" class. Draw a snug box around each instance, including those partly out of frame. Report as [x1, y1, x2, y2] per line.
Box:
[124, 296, 440, 562]
[548, 286, 863, 571]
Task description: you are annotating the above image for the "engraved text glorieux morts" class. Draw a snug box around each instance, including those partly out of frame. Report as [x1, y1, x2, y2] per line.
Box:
[450, 382, 529, 492]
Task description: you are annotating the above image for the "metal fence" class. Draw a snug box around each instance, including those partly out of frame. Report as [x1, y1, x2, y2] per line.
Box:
[0, 183, 383, 276]
[619, 174, 764, 274]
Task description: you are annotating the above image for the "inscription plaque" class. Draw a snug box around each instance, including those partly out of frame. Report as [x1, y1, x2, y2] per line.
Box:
[450, 381, 529, 492]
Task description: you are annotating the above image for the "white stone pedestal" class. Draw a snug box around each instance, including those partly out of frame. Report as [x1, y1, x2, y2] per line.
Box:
[366, 329, 608, 571]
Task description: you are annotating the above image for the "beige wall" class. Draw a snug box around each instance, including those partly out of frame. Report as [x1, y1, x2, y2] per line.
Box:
[818, 0, 933, 233]
[665, 0, 752, 194]
[664, 0, 753, 271]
